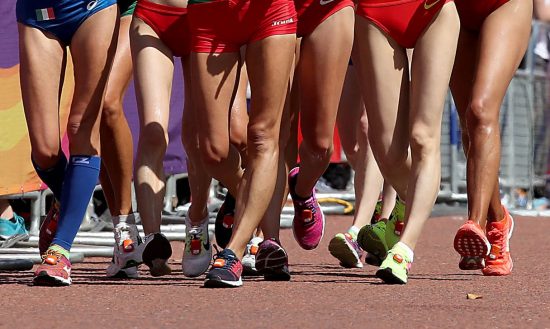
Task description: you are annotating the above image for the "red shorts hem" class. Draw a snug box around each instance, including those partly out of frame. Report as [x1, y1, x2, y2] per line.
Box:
[296, 0, 355, 37]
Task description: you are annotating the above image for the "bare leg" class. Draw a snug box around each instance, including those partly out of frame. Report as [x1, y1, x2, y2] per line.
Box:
[398, 3, 460, 250]
[100, 15, 134, 216]
[131, 18, 174, 235]
[295, 8, 355, 198]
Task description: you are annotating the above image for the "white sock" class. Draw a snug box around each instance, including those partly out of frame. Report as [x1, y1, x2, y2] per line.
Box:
[396, 242, 414, 262]
[348, 226, 360, 239]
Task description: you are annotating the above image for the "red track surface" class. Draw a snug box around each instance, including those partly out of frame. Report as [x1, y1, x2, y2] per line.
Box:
[1, 214, 550, 328]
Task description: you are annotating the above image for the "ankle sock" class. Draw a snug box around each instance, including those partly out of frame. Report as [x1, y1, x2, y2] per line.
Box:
[347, 226, 360, 240]
[32, 153, 68, 201]
[49, 244, 70, 259]
[51, 156, 101, 250]
[395, 242, 414, 262]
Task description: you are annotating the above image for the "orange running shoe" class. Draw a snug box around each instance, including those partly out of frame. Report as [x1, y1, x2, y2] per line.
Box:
[33, 249, 72, 286]
[482, 208, 514, 276]
[453, 220, 491, 265]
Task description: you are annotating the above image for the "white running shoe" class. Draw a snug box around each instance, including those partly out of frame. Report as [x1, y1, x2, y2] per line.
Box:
[242, 236, 263, 275]
[182, 216, 211, 277]
[112, 222, 142, 269]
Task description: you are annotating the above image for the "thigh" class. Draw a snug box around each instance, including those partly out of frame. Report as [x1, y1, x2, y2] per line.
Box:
[354, 16, 409, 155]
[449, 28, 479, 126]
[409, 2, 459, 136]
[131, 17, 174, 135]
[246, 34, 296, 137]
[191, 51, 240, 152]
[298, 7, 354, 140]
[472, 0, 532, 111]
[18, 24, 65, 158]
[69, 5, 118, 131]
[103, 15, 134, 106]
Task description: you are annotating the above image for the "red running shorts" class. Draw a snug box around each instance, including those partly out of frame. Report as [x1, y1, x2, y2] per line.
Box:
[356, 0, 452, 48]
[455, 0, 510, 31]
[134, 0, 191, 57]
[188, 0, 297, 53]
[294, 0, 355, 37]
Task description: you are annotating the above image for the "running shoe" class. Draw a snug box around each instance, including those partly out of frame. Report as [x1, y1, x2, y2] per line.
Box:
[483, 208, 514, 276]
[39, 200, 60, 254]
[215, 193, 235, 249]
[138, 233, 172, 277]
[0, 213, 30, 248]
[453, 220, 491, 267]
[33, 249, 72, 286]
[182, 216, 211, 277]
[357, 199, 405, 261]
[204, 248, 243, 288]
[288, 167, 325, 250]
[255, 238, 291, 281]
[106, 259, 139, 279]
[242, 236, 263, 275]
[376, 243, 412, 284]
[364, 253, 383, 267]
[371, 199, 383, 224]
[328, 233, 363, 268]
[112, 222, 143, 269]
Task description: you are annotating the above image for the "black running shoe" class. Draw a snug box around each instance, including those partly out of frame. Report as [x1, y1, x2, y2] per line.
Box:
[140, 233, 172, 277]
[255, 238, 291, 281]
[204, 248, 243, 288]
[214, 193, 236, 248]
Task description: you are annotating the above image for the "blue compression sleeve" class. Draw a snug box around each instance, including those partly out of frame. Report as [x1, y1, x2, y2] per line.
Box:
[52, 155, 101, 251]
[32, 153, 68, 201]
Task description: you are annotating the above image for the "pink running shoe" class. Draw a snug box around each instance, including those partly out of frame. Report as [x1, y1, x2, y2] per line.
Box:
[288, 167, 325, 250]
[39, 201, 60, 254]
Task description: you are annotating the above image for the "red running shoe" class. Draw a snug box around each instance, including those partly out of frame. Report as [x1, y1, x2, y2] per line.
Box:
[39, 201, 60, 254]
[483, 208, 514, 276]
[453, 220, 491, 267]
[33, 249, 72, 286]
[288, 167, 325, 250]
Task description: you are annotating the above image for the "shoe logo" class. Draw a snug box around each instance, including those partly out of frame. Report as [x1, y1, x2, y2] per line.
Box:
[87, 0, 98, 10]
[72, 156, 90, 164]
[424, 0, 441, 10]
[393, 254, 403, 264]
[203, 234, 210, 251]
[320, 0, 335, 5]
[213, 259, 225, 268]
[272, 18, 294, 26]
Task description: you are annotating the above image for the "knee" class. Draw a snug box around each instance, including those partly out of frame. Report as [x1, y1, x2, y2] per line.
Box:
[229, 127, 247, 155]
[302, 136, 334, 163]
[32, 145, 62, 169]
[247, 123, 279, 157]
[200, 139, 230, 168]
[467, 97, 499, 135]
[409, 126, 440, 161]
[102, 97, 124, 126]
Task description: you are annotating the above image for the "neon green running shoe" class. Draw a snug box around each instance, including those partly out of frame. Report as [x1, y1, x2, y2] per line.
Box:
[376, 243, 412, 284]
[384, 199, 405, 249]
[357, 199, 405, 261]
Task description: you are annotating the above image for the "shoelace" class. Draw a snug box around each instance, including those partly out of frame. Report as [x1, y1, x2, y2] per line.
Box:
[41, 249, 63, 262]
[211, 247, 237, 270]
[486, 225, 505, 258]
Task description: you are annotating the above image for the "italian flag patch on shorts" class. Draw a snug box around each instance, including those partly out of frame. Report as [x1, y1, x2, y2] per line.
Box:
[36, 8, 55, 21]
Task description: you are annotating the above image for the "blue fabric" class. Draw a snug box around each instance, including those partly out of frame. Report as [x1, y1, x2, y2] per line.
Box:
[16, 0, 116, 45]
[52, 155, 101, 250]
[32, 153, 67, 202]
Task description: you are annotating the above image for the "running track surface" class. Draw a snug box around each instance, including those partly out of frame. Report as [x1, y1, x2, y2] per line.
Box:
[1, 213, 549, 328]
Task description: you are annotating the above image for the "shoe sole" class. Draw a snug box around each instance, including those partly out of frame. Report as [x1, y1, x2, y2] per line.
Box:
[264, 267, 291, 281]
[256, 243, 291, 281]
[453, 225, 491, 259]
[328, 235, 362, 268]
[375, 267, 406, 285]
[364, 253, 382, 267]
[357, 225, 388, 260]
[142, 235, 173, 277]
[203, 277, 243, 288]
[33, 272, 71, 286]
[0, 233, 30, 248]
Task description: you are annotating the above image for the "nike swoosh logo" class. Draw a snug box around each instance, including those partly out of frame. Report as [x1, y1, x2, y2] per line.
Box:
[424, 0, 441, 10]
[203, 234, 210, 251]
[320, 0, 335, 5]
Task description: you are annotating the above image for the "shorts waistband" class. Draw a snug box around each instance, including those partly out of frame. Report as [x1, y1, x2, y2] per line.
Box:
[136, 0, 188, 13]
